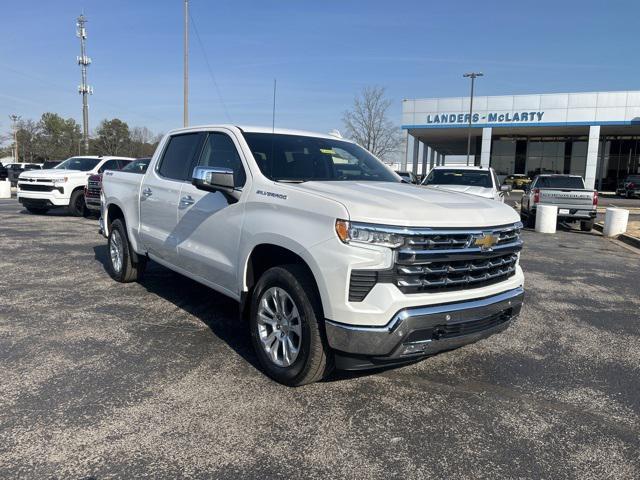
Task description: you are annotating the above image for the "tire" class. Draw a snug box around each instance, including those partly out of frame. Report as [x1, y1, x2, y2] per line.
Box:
[521, 208, 536, 229]
[107, 219, 146, 282]
[580, 220, 594, 232]
[26, 207, 49, 215]
[249, 264, 333, 386]
[68, 189, 87, 217]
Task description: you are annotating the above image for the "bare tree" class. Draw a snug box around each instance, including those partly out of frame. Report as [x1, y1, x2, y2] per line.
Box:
[342, 86, 402, 161]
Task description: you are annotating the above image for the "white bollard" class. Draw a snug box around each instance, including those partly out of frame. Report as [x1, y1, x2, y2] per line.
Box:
[0, 180, 11, 199]
[535, 205, 557, 233]
[603, 207, 629, 237]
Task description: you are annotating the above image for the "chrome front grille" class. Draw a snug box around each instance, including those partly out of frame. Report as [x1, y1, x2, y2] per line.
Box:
[348, 223, 522, 301]
[394, 252, 518, 293]
[86, 179, 101, 197]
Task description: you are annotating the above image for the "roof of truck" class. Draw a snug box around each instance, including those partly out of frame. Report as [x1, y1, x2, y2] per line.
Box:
[432, 165, 492, 171]
[166, 124, 352, 142]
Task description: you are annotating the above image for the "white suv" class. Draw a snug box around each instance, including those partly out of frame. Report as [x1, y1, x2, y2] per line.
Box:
[17, 156, 133, 216]
[421, 166, 511, 202]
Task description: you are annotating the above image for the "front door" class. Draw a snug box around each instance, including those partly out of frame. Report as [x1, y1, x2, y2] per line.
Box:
[175, 129, 249, 296]
[139, 132, 205, 264]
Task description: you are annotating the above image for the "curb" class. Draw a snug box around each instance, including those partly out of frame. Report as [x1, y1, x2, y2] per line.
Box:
[594, 222, 640, 249]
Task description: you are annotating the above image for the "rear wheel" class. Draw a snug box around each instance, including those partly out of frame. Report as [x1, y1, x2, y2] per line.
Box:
[580, 220, 594, 232]
[26, 206, 49, 215]
[107, 219, 146, 282]
[249, 264, 333, 386]
[68, 189, 87, 217]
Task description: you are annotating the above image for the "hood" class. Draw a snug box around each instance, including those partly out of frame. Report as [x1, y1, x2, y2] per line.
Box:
[19, 169, 88, 179]
[426, 184, 494, 199]
[289, 181, 518, 227]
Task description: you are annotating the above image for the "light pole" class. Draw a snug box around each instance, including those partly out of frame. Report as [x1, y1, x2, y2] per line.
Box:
[463, 72, 483, 166]
[9, 114, 21, 161]
[184, 0, 189, 127]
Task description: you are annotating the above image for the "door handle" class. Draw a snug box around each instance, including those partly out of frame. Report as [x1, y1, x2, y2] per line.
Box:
[180, 195, 195, 206]
[142, 187, 152, 197]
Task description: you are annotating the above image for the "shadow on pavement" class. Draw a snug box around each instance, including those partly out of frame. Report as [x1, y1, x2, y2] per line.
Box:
[93, 244, 262, 374]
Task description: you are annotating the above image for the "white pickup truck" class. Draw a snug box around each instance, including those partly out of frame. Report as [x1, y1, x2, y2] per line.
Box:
[101, 125, 525, 386]
[421, 166, 511, 202]
[520, 174, 598, 231]
[17, 156, 133, 216]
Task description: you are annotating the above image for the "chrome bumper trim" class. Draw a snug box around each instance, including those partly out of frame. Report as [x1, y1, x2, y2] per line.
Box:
[325, 287, 524, 358]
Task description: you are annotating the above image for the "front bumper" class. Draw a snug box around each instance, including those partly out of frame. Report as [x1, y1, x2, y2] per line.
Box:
[85, 196, 101, 211]
[17, 190, 70, 207]
[325, 287, 523, 369]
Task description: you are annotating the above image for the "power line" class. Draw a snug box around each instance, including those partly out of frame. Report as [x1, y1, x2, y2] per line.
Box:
[187, 7, 232, 123]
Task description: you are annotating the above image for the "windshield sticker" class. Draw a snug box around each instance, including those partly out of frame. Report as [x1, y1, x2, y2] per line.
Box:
[320, 149, 336, 154]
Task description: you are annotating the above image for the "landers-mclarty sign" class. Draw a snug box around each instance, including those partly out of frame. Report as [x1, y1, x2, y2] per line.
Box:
[425, 111, 545, 125]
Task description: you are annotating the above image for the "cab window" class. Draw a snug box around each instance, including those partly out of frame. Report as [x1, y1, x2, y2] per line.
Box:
[196, 132, 246, 187]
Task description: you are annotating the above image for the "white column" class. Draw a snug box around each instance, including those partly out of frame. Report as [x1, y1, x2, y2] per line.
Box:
[480, 127, 492, 168]
[429, 148, 436, 170]
[585, 125, 600, 189]
[401, 130, 409, 171]
[421, 143, 428, 176]
[412, 137, 420, 174]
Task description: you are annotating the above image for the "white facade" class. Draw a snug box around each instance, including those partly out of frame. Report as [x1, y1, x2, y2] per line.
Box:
[402, 90, 640, 190]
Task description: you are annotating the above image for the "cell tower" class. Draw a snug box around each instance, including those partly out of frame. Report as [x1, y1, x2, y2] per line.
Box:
[76, 14, 93, 154]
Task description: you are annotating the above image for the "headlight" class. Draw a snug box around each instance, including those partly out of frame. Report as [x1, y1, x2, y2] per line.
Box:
[335, 220, 405, 248]
[52, 177, 68, 185]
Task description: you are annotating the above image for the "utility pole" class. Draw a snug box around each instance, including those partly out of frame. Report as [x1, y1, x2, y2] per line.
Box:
[76, 14, 93, 154]
[463, 72, 483, 166]
[9, 114, 20, 161]
[184, 0, 189, 127]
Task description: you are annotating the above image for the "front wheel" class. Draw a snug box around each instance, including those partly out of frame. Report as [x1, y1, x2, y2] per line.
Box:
[249, 265, 333, 386]
[68, 189, 87, 217]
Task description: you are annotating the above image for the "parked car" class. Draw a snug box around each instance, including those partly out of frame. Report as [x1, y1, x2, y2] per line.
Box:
[6, 163, 41, 186]
[615, 174, 640, 198]
[101, 125, 524, 386]
[395, 170, 418, 184]
[421, 166, 511, 202]
[520, 174, 597, 231]
[503, 174, 531, 190]
[17, 156, 133, 216]
[84, 158, 144, 212]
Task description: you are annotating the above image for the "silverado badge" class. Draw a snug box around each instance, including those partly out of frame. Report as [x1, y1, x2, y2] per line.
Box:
[473, 232, 499, 251]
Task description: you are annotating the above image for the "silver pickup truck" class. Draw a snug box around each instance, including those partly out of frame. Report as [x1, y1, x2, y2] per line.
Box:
[520, 174, 597, 231]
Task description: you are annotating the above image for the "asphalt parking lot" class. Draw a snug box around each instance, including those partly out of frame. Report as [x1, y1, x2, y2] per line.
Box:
[1, 198, 639, 479]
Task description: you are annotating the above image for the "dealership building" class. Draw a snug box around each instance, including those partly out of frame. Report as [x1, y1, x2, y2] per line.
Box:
[402, 90, 640, 190]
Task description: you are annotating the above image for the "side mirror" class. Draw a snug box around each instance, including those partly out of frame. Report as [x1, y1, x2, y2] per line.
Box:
[192, 166, 235, 192]
[500, 184, 512, 193]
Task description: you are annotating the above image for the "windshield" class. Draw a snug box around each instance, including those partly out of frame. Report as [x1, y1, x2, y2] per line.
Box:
[535, 176, 585, 189]
[242, 132, 399, 183]
[423, 169, 492, 188]
[121, 158, 150, 174]
[54, 157, 101, 171]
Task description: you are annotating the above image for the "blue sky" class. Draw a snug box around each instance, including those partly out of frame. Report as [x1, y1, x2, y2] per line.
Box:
[1, 0, 639, 137]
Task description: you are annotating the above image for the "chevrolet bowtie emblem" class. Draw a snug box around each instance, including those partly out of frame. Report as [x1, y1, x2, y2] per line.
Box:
[473, 232, 498, 251]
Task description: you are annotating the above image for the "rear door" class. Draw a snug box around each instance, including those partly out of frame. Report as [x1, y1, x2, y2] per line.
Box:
[175, 129, 249, 295]
[139, 132, 205, 264]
